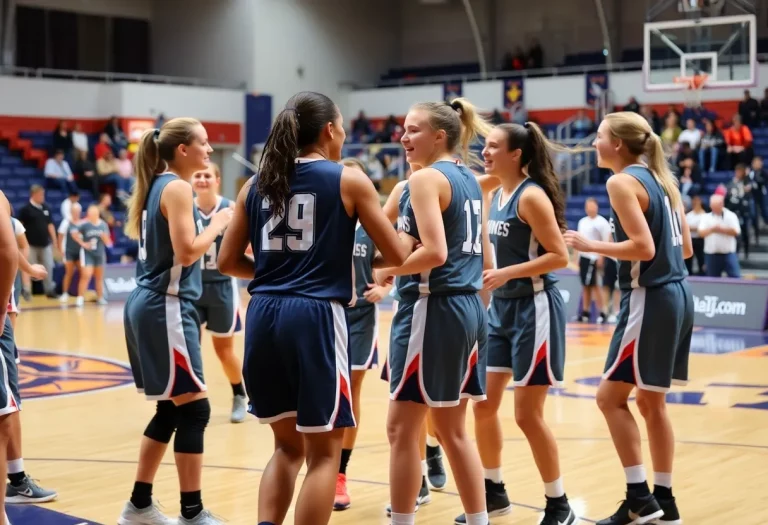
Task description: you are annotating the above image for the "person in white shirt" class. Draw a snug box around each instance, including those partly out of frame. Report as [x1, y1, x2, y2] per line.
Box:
[677, 118, 702, 150]
[57, 203, 84, 303]
[59, 192, 79, 224]
[43, 150, 78, 194]
[685, 195, 707, 275]
[698, 194, 741, 278]
[71, 123, 89, 158]
[575, 198, 611, 323]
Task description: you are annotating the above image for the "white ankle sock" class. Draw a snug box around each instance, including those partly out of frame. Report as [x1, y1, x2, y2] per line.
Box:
[544, 477, 565, 498]
[654, 472, 672, 488]
[421, 459, 428, 477]
[484, 467, 503, 484]
[391, 512, 416, 525]
[465, 511, 489, 525]
[624, 465, 647, 484]
[426, 435, 439, 448]
[7, 458, 23, 475]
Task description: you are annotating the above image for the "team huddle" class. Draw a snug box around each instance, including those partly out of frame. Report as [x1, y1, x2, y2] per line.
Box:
[0, 90, 694, 525]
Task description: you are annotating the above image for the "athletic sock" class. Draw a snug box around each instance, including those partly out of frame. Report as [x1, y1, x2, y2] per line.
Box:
[231, 382, 246, 397]
[420, 459, 428, 478]
[654, 472, 673, 499]
[340, 448, 352, 475]
[484, 467, 503, 484]
[7, 458, 25, 486]
[130, 481, 153, 510]
[465, 511, 490, 525]
[180, 490, 203, 520]
[390, 512, 416, 525]
[544, 477, 565, 498]
[624, 464, 650, 496]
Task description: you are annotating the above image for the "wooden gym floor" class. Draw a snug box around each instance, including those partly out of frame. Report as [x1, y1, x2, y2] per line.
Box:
[6, 293, 768, 524]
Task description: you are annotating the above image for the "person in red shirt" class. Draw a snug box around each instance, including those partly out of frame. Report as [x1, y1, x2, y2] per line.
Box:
[724, 114, 754, 167]
[93, 133, 112, 160]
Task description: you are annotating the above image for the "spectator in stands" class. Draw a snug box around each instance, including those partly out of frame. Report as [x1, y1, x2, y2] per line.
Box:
[44, 149, 78, 194]
[527, 39, 543, 68]
[640, 105, 661, 134]
[699, 118, 724, 172]
[60, 190, 79, 224]
[660, 113, 682, 156]
[512, 47, 526, 70]
[94, 132, 112, 160]
[572, 109, 593, 138]
[71, 122, 89, 158]
[97, 150, 132, 206]
[51, 120, 73, 156]
[17, 185, 59, 298]
[664, 104, 681, 121]
[104, 116, 127, 150]
[748, 156, 768, 225]
[72, 149, 98, 196]
[676, 142, 702, 210]
[490, 109, 505, 125]
[760, 88, 768, 125]
[726, 164, 753, 257]
[685, 195, 707, 275]
[724, 114, 754, 167]
[501, 51, 513, 71]
[699, 194, 741, 278]
[623, 97, 640, 114]
[351, 111, 372, 142]
[738, 89, 760, 129]
[678, 118, 702, 150]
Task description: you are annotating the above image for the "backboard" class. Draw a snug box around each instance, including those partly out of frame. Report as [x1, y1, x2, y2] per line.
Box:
[644, 14, 756, 91]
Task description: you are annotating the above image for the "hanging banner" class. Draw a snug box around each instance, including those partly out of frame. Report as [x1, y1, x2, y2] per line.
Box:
[443, 81, 463, 102]
[503, 79, 524, 109]
[586, 73, 609, 107]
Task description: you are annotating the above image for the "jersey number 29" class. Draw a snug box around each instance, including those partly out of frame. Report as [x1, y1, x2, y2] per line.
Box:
[261, 194, 316, 252]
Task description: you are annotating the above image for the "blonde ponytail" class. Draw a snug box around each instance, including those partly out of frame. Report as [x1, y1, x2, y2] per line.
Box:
[450, 98, 494, 167]
[125, 129, 160, 239]
[646, 134, 682, 211]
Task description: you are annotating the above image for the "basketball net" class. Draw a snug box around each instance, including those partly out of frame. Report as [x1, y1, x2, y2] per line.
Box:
[673, 74, 708, 108]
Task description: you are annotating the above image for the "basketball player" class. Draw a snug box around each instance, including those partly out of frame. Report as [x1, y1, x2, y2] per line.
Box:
[216, 91, 408, 525]
[57, 203, 83, 303]
[191, 165, 247, 424]
[0, 189, 20, 525]
[565, 112, 692, 525]
[576, 197, 610, 323]
[119, 118, 233, 525]
[8, 218, 27, 329]
[73, 204, 112, 306]
[455, 122, 576, 525]
[374, 98, 492, 525]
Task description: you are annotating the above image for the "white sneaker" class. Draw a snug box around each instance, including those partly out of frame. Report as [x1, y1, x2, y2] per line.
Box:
[97, 297, 108, 305]
[59, 293, 70, 303]
[117, 501, 177, 525]
[75, 296, 84, 307]
[178, 510, 223, 524]
[607, 314, 618, 324]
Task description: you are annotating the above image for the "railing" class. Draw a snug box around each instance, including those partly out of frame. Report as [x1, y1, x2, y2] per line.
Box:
[0, 65, 247, 90]
[559, 133, 598, 199]
[342, 53, 767, 90]
[556, 116, 578, 143]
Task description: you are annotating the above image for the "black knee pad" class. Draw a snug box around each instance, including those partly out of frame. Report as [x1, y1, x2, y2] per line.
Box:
[173, 398, 210, 454]
[143, 400, 178, 444]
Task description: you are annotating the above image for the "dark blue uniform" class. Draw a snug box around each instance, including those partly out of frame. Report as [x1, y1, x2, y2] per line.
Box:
[348, 223, 379, 370]
[195, 196, 242, 337]
[124, 173, 207, 401]
[78, 220, 109, 266]
[487, 180, 567, 387]
[605, 164, 693, 392]
[389, 161, 487, 407]
[1, 216, 20, 413]
[244, 158, 356, 432]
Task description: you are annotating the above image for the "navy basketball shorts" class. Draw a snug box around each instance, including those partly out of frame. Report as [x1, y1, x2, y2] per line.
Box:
[124, 286, 206, 400]
[579, 256, 599, 287]
[603, 258, 618, 292]
[0, 316, 20, 415]
[488, 287, 566, 387]
[604, 280, 693, 392]
[80, 250, 105, 267]
[244, 294, 355, 432]
[389, 293, 487, 407]
[196, 278, 243, 337]
[65, 249, 80, 263]
[347, 304, 379, 371]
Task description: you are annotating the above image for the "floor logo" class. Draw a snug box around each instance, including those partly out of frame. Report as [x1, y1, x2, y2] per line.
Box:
[17, 349, 134, 400]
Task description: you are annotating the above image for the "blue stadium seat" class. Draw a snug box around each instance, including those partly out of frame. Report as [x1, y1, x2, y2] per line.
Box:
[0, 167, 12, 178]
[12, 167, 38, 178]
[0, 157, 22, 167]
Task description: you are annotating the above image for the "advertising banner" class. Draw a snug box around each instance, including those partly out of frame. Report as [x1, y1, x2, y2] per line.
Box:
[103, 263, 138, 301]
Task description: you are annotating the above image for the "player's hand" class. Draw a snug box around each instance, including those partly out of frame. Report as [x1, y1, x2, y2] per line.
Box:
[28, 264, 48, 281]
[363, 283, 387, 303]
[348, 288, 358, 307]
[482, 268, 509, 291]
[564, 230, 594, 253]
[374, 269, 394, 287]
[211, 207, 234, 233]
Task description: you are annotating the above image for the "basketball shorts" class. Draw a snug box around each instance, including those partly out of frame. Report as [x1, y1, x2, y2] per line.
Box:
[579, 257, 599, 287]
[0, 317, 20, 415]
[81, 250, 105, 267]
[389, 293, 487, 407]
[196, 278, 242, 337]
[487, 287, 566, 387]
[65, 249, 80, 263]
[604, 280, 693, 392]
[347, 304, 379, 370]
[244, 294, 355, 432]
[124, 286, 206, 400]
[603, 258, 618, 291]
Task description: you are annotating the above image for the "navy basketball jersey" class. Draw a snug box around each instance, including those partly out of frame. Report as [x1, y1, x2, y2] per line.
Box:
[136, 173, 203, 300]
[610, 164, 687, 289]
[79, 220, 109, 256]
[395, 160, 483, 300]
[198, 196, 233, 283]
[488, 179, 558, 298]
[245, 159, 357, 304]
[351, 222, 375, 308]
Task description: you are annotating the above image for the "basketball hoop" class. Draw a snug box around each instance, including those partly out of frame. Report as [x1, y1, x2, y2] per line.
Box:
[673, 74, 708, 108]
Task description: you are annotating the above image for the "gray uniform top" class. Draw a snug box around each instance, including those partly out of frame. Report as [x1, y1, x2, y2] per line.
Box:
[78, 220, 109, 258]
[197, 196, 233, 284]
[59, 219, 83, 260]
[610, 164, 688, 289]
[350, 222, 375, 309]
